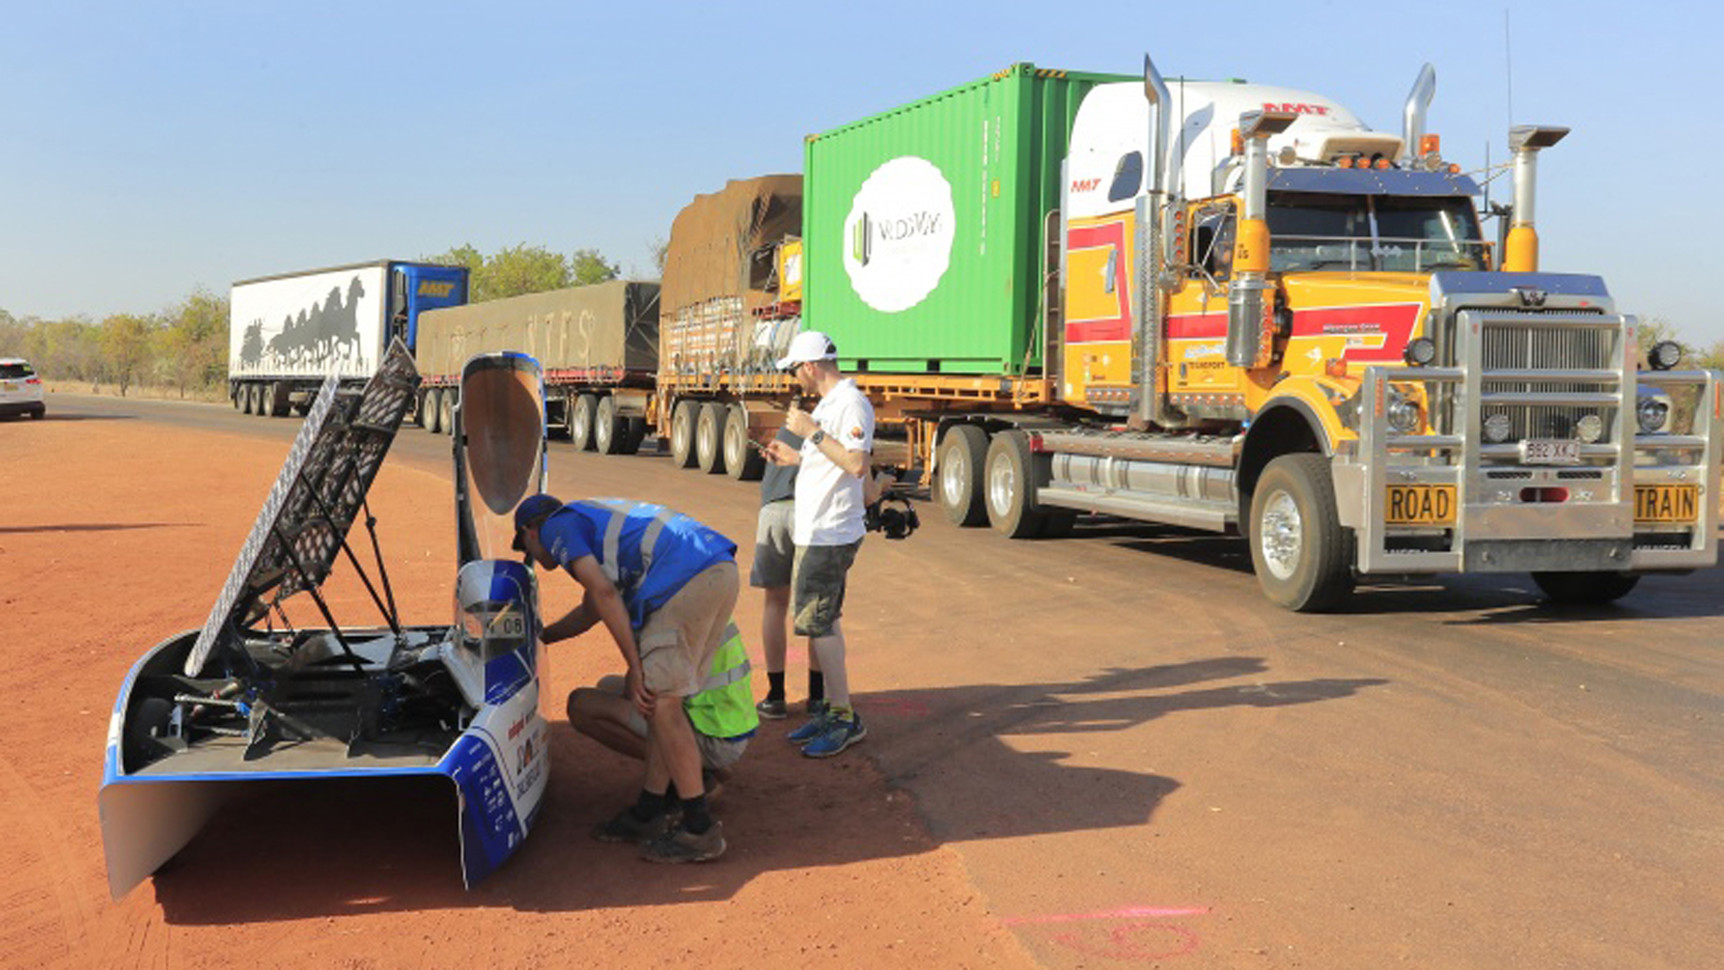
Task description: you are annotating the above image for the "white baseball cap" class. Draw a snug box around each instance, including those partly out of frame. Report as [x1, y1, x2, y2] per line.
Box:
[775, 330, 838, 371]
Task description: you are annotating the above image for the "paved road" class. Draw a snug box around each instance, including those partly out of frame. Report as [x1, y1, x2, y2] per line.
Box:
[47, 392, 1724, 967]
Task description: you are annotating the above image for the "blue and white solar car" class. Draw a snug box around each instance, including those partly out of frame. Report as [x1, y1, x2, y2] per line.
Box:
[99, 344, 551, 896]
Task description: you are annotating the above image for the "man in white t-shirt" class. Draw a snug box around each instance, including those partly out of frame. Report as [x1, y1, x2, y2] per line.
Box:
[764, 330, 875, 758]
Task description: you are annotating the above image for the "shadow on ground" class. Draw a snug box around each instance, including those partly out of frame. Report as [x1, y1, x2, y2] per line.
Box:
[149, 656, 1386, 923]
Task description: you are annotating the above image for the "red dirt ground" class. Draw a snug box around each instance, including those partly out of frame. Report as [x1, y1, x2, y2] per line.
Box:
[0, 415, 1035, 969]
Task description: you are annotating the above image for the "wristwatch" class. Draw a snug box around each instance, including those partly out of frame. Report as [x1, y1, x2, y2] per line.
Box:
[809, 429, 827, 446]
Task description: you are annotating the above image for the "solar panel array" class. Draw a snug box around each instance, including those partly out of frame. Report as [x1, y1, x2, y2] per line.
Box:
[185, 341, 422, 676]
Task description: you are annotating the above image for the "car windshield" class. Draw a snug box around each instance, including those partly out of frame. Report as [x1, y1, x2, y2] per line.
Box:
[1, 363, 34, 379]
[1267, 192, 1486, 272]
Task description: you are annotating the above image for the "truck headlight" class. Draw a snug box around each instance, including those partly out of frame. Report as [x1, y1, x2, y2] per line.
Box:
[1385, 385, 1421, 432]
[1575, 414, 1604, 443]
[1647, 340, 1683, 371]
[1483, 412, 1513, 443]
[1403, 337, 1437, 367]
[1637, 391, 1671, 433]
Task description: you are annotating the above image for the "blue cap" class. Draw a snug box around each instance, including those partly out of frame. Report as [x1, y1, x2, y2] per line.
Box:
[512, 493, 563, 551]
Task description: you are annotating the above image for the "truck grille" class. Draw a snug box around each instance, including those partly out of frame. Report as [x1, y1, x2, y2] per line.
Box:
[1480, 320, 1617, 444]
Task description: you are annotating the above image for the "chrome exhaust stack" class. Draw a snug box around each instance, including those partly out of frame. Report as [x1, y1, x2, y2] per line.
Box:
[1137, 54, 1183, 428]
[1400, 64, 1436, 166]
[1503, 125, 1569, 272]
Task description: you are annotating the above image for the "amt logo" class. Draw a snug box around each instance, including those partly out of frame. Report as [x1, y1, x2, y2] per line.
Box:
[418, 281, 457, 298]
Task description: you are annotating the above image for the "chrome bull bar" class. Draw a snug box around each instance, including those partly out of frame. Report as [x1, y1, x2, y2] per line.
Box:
[1337, 308, 1721, 575]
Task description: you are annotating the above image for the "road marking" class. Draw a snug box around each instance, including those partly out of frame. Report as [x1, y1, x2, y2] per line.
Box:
[1002, 905, 1210, 925]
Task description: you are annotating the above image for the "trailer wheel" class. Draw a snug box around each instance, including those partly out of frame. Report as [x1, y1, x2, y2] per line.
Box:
[936, 424, 990, 527]
[269, 382, 291, 418]
[1531, 571, 1641, 605]
[594, 396, 628, 454]
[984, 430, 1050, 538]
[696, 403, 728, 474]
[238, 383, 252, 414]
[253, 383, 270, 419]
[441, 387, 456, 435]
[231, 386, 242, 410]
[570, 394, 598, 451]
[422, 390, 441, 433]
[723, 404, 766, 482]
[1248, 453, 1355, 612]
[670, 400, 699, 468]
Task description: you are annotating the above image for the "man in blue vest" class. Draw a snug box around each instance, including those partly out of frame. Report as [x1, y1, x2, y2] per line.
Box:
[513, 493, 745, 863]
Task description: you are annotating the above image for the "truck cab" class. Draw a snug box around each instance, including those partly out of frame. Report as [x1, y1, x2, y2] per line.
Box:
[1038, 64, 1720, 610]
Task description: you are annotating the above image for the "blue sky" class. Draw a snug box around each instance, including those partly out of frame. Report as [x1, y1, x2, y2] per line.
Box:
[4, 0, 1718, 345]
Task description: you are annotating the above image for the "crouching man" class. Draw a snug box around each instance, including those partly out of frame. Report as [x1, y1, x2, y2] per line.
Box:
[513, 493, 753, 863]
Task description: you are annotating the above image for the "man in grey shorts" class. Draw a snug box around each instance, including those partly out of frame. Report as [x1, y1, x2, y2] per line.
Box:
[763, 330, 876, 759]
[751, 424, 828, 720]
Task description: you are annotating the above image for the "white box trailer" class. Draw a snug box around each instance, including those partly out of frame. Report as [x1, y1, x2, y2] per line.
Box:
[228, 260, 468, 417]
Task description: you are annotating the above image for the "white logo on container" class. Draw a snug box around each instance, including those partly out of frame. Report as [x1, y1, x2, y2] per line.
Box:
[843, 157, 955, 313]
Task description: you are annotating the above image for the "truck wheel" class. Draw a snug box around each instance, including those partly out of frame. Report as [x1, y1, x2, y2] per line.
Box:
[1531, 571, 1641, 605]
[231, 386, 242, 410]
[696, 403, 728, 474]
[723, 404, 766, 482]
[570, 394, 598, 451]
[622, 416, 649, 455]
[936, 424, 990, 527]
[595, 396, 628, 454]
[253, 384, 270, 418]
[1248, 453, 1355, 612]
[670, 400, 699, 468]
[238, 384, 252, 414]
[984, 430, 1050, 538]
[422, 390, 441, 433]
[441, 388, 456, 435]
[269, 382, 290, 417]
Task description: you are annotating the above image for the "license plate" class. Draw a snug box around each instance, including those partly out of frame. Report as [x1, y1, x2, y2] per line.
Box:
[1519, 438, 1581, 465]
[1386, 484, 1456, 525]
[1, 381, 16, 392]
[1634, 484, 1698, 523]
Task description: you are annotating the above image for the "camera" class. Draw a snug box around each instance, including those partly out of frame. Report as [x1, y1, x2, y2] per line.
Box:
[865, 494, 920, 540]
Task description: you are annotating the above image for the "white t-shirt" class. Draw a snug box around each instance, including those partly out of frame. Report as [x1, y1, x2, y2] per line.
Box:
[793, 378, 875, 546]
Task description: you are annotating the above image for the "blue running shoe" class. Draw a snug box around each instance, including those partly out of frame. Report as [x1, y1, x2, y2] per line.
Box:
[802, 712, 866, 758]
[786, 711, 833, 745]
[806, 698, 829, 718]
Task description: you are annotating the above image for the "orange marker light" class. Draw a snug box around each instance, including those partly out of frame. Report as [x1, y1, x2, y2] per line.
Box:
[1420, 134, 1441, 155]
[1337, 156, 1354, 169]
[1230, 129, 1244, 155]
[1374, 157, 1392, 170]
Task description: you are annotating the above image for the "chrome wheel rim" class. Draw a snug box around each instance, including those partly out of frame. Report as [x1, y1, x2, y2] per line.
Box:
[941, 448, 968, 507]
[1259, 490, 1303, 581]
[988, 453, 1015, 515]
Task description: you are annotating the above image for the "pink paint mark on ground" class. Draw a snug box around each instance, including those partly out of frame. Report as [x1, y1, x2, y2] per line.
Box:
[863, 696, 934, 718]
[1001, 905, 1211, 926]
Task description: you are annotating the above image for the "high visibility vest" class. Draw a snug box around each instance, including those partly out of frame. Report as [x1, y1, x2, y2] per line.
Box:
[684, 620, 758, 741]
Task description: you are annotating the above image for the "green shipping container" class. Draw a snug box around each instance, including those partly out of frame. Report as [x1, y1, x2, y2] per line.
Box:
[804, 63, 1131, 374]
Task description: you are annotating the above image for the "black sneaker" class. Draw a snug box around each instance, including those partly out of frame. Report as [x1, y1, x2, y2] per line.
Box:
[755, 697, 788, 719]
[641, 821, 726, 863]
[592, 808, 677, 844]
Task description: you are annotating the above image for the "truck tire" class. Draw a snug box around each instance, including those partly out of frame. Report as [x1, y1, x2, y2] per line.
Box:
[570, 394, 598, 451]
[231, 386, 242, 411]
[268, 382, 290, 418]
[670, 400, 699, 468]
[594, 396, 629, 455]
[984, 430, 1050, 538]
[936, 424, 990, 527]
[253, 384, 270, 419]
[441, 388, 456, 435]
[422, 390, 442, 434]
[723, 404, 766, 482]
[1530, 571, 1641, 605]
[1248, 453, 1354, 612]
[239, 384, 253, 414]
[696, 403, 728, 474]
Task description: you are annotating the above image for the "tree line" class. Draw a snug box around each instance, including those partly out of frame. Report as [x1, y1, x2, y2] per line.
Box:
[0, 243, 644, 396]
[1, 244, 1719, 396]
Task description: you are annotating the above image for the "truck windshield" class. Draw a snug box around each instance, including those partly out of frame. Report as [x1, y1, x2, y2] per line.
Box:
[1267, 192, 1486, 273]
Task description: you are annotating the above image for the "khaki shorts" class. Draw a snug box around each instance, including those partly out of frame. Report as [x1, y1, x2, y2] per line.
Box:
[595, 675, 749, 771]
[638, 560, 741, 698]
[791, 539, 861, 638]
[749, 499, 796, 589]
